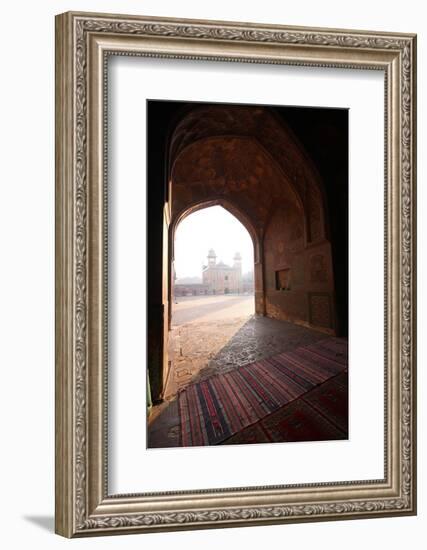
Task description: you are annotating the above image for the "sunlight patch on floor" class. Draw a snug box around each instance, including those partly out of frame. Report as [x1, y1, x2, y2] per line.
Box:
[164, 314, 250, 399]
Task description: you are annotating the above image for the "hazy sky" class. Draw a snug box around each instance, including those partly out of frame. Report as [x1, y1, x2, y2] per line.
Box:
[174, 206, 254, 279]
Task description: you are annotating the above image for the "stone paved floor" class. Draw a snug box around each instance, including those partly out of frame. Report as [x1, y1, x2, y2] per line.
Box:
[164, 315, 249, 397]
[165, 310, 327, 399]
[148, 296, 329, 448]
[195, 314, 327, 382]
[164, 295, 254, 398]
[172, 294, 254, 326]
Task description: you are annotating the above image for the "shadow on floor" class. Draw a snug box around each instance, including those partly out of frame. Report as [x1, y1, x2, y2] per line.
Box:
[191, 315, 328, 382]
[23, 515, 55, 533]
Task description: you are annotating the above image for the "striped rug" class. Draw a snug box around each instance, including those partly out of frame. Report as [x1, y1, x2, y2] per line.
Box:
[178, 337, 348, 446]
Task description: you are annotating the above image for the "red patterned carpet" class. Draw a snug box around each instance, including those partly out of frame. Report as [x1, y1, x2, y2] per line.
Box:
[178, 337, 348, 446]
[222, 371, 348, 445]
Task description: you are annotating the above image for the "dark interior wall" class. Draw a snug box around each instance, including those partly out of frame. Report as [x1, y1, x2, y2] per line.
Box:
[146, 102, 179, 401]
[276, 107, 349, 335]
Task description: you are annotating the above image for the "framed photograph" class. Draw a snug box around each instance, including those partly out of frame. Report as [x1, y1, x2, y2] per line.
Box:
[55, 11, 417, 537]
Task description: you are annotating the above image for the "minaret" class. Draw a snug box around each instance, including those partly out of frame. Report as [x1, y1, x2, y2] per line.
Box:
[207, 248, 217, 267]
[233, 252, 242, 294]
[233, 251, 242, 272]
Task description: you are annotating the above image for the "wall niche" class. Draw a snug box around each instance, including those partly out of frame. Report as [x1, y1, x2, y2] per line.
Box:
[275, 268, 291, 291]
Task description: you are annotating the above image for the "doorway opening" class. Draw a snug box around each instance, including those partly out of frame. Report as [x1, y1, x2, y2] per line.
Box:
[165, 204, 255, 398]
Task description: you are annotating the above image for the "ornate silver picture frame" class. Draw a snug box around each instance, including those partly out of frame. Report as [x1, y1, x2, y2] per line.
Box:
[55, 11, 417, 537]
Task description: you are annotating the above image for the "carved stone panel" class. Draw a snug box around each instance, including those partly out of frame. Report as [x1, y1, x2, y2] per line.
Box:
[309, 293, 332, 329]
[310, 254, 327, 282]
[292, 255, 305, 287]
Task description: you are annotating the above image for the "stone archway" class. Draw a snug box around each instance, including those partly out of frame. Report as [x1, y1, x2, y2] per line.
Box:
[151, 104, 337, 402]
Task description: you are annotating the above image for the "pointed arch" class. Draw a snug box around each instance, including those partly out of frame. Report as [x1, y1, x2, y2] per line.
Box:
[150, 103, 340, 401]
[171, 197, 260, 263]
[169, 199, 260, 324]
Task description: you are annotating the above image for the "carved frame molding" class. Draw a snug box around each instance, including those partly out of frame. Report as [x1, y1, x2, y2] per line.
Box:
[55, 11, 416, 537]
